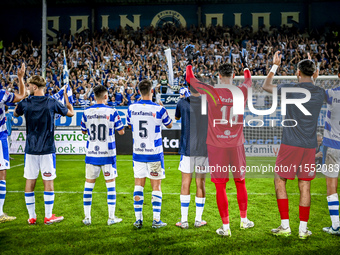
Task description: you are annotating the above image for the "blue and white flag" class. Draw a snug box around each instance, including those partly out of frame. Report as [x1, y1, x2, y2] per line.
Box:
[164, 48, 174, 86]
[179, 87, 190, 97]
[52, 51, 74, 119]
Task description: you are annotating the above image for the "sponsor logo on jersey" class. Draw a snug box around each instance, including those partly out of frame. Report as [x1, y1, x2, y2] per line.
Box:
[220, 96, 233, 103]
[95, 146, 100, 151]
[131, 111, 153, 116]
[224, 130, 230, 135]
[43, 172, 52, 177]
[333, 98, 340, 104]
[140, 143, 146, 148]
[87, 114, 107, 119]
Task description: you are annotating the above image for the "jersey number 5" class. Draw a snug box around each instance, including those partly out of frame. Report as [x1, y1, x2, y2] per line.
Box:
[139, 120, 148, 139]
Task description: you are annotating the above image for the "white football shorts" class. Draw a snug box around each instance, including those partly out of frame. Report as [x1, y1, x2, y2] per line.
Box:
[322, 147, 340, 178]
[24, 153, 56, 180]
[178, 155, 209, 174]
[86, 163, 118, 180]
[0, 138, 10, 170]
[133, 160, 165, 180]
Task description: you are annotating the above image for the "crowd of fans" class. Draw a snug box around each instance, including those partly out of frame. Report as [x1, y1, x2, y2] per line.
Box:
[0, 23, 339, 107]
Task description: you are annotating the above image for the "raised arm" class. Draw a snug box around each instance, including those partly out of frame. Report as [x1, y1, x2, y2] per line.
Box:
[262, 51, 281, 94]
[13, 63, 27, 103]
[64, 87, 74, 117]
[185, 65, 222, 104]
[239, 52, 252, 88]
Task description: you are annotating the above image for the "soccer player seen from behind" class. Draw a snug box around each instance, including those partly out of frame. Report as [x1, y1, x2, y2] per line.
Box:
[0, 63, 26, 223]
[175, 83, 208, 229]
[81, 85, 125, 226]
[263, 51, 325, 239]
[321, 66, 340, 235]
[186, 54, 254, 237]
[14, 75, 74, 225]
[127, 79, 173, 229]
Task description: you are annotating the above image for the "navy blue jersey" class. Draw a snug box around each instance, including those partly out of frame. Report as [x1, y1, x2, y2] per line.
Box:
[175, 96, 208, 156]
[277, 82, 326, 148]
[15, 96, 68, 155]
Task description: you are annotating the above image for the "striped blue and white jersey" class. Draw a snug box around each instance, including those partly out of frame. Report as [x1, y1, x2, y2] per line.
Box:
[127, 100, 172, 162]
[324, 87, 340, 149]
[81, 104, 124, 165]
[0, 90, 15, 140]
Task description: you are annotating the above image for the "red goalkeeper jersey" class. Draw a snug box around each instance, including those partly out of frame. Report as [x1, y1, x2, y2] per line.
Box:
[186, 65, 252, 148]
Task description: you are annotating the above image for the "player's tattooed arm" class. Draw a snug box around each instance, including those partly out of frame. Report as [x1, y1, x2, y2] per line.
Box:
[13, 63, 26, 103]
[263, 51, 280, 94]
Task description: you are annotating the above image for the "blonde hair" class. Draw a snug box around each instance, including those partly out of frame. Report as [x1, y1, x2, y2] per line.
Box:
[27, 75, 46, 88]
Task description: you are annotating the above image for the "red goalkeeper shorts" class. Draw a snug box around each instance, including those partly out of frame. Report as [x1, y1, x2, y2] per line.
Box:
[207, 144, 246, 183]
[275, 144, 316, 181]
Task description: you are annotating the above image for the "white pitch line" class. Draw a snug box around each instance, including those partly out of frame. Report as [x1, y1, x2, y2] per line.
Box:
[7, 191, 327, 196]
[10, 163, 25, 168]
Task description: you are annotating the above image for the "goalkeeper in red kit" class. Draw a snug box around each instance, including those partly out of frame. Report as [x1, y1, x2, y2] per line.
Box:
[185, 47, 254, 236]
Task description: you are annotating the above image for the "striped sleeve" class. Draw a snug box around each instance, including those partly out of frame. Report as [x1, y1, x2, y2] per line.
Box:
[0, 90, 15, 104]
[127, 107, 131, 125]
[81, 113, 87, 132]
[111, 110, 124, 131]
[160, 107, 172, 126]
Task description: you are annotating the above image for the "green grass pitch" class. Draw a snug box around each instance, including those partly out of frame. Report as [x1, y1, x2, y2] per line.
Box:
[1, 155, 340, 254]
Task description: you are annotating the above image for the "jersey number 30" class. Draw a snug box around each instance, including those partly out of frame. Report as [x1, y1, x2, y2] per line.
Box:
[89, 124, 106, 141]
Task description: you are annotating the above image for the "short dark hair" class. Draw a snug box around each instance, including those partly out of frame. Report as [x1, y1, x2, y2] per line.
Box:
[297, 59, 316, 77]
[188, 84, 198, 93]
[93, 85, 108, 98]
[138, 79, 152, 96]
[218, 63, 233, 77]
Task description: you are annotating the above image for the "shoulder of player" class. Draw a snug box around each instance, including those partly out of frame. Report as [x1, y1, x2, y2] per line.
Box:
[0, 89, 13, 98]
[326, 87, 340, 93]
[278, 83, 295, 88]
[85, 104, 112, 110]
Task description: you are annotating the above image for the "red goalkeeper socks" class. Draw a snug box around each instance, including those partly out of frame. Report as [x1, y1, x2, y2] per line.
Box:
[234, 178, 248, 218]
[215, 183, 229, 224]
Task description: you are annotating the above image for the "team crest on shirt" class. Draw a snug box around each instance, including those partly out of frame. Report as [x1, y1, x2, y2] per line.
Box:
[150, 171, 159, 177]
[43, 172, 52, 177]
[104, 171, 110, 177]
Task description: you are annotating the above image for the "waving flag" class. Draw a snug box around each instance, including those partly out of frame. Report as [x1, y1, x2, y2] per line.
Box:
[164, 48, 174, 86]
[52, 51, 74, 119]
